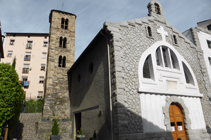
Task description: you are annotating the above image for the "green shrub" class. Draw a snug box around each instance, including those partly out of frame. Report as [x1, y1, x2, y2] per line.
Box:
[0, 63, 24, 136]
[51, 119, 59, 135]
[24, 99, 43, 113]
[79, 127, 83, 135]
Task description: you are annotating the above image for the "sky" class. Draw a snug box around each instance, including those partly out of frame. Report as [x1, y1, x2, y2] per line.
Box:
[0, 0, 211, 60]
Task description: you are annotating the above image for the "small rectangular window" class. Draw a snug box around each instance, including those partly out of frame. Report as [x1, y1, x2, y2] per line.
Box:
[5, 63, 11, 65]
[37, 91, 43, 98]
[42, 52, 47, 59]
[208, 57, 211, 65]
[22, 64, 30, 73]
[24, 52, 31, 61]
[26, 41, 33, 49]
[207, 40, 211, 49]
[10, 40, 15, 45]
[39, 76, 44, 83]
[40, 64, 45, 71]
[7, 51, 13, 57]
[43, 42, 48, 47]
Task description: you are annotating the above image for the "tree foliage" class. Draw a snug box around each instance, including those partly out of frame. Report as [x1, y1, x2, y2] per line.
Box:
[12, 56, 16, 69]
[24, 99, 43, 113]
[0, 63, 24, 136]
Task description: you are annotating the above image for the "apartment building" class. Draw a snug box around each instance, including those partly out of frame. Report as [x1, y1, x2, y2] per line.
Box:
[183, 19, 211, 84]
[1, 32, 49, 100]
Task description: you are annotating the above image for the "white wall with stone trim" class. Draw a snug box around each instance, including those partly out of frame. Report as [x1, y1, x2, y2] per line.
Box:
[197, 31, 211, 84]
[140, 94, 206, 133]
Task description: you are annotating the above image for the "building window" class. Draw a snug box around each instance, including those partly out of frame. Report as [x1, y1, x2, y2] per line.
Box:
[24, 52, 31, 61]
[155, 46, 179, 69]
[22, 64, 30, 74]
[62, 56, 66, 67]
[39, 76, 44, 83]
[61, 18, 65, 29]
[208, 57, 211, 65]
[40, 64, 45, 71]
[63, 37, 67, 48]
[207, 24, 211, 31]
[59, 37, 67, 48]
[37, 91, 43, 99]
[58, 55, 62, 67]
[207, 40, 211, 49]
[43, 41, 48, 47]
[182, 62, 194, 85]
[7, 51, 13, 57]
[42, 52, 47, 59]
[26, 41, 33, 49]
[173, 35, 177, 44]
[65, 19, 68, 29]
[5, 63, 10, 65]
[143, 55, 154, 79]
[10, 40, 15, 45]
[154, 3, 161, 14]
[59, 37, 63, 47]
[147, 26, 152, 37]
[58, 56, 66, 67]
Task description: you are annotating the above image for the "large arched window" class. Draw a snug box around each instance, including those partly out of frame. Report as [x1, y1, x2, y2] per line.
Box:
[62, 56, 66, 67]
[139, 42, 199, 96]
[143, 55, 154, 79]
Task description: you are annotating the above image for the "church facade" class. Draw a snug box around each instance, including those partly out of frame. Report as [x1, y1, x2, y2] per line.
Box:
[67, 0, 211, 140]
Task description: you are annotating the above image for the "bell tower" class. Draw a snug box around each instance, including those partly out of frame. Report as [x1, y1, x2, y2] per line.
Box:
[147, 0, 166, 20]
[43, 10, 76, 119]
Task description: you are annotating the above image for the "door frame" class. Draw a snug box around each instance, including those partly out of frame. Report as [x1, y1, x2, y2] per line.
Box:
[162, 96, 191, 139]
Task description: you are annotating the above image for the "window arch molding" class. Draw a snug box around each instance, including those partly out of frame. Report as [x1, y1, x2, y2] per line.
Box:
[138, 41, 200, 97]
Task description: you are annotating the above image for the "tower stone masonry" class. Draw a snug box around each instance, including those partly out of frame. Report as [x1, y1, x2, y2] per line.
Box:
[43, 10, 76, 119]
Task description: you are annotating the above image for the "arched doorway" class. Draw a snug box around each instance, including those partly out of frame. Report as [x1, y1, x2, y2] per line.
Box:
[169, 103, 187, 140]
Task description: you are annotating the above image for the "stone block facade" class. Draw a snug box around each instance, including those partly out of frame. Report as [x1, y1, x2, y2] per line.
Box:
[43, 10, 76, 119]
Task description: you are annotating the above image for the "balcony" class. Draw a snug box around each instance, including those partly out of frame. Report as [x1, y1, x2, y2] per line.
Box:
[22, 68, 29, 74]
[20, 81, 30, 88]
[24, 56, 31, 61]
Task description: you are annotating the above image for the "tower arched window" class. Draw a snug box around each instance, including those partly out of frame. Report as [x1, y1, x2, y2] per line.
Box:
[147, 26, 152, 37]
[61, 18, 64, 29]
[62, 56, 66, 67]
[59, 37, 63, 47]
[154, 3, 160, 14]
[63, 37, 67, 48]
[58, 56, 62, 67]
[65, 19, 68, 29]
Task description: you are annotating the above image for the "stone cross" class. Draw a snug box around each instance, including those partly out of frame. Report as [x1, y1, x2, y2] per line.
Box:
[157, 26, 168, 41]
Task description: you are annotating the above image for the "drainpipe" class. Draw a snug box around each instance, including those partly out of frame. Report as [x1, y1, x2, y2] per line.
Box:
[100, 30, 113, 140]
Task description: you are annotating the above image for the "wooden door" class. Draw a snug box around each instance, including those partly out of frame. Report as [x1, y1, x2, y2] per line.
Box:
[169, 104, 187, 140]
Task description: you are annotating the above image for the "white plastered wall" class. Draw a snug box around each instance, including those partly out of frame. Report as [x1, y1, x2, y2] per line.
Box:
[197, 31, 211, 84]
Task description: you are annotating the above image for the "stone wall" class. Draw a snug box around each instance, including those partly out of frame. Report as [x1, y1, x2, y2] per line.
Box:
[37, 120, 73, 140]
[43, 10, 76, 119]
[11, 113, 42, 140]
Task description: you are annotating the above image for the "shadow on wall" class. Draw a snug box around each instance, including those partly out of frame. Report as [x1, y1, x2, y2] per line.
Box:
[10, 120, 23, 140]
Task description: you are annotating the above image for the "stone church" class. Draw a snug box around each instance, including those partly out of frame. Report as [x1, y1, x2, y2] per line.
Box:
[41, 0, 211, 140]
